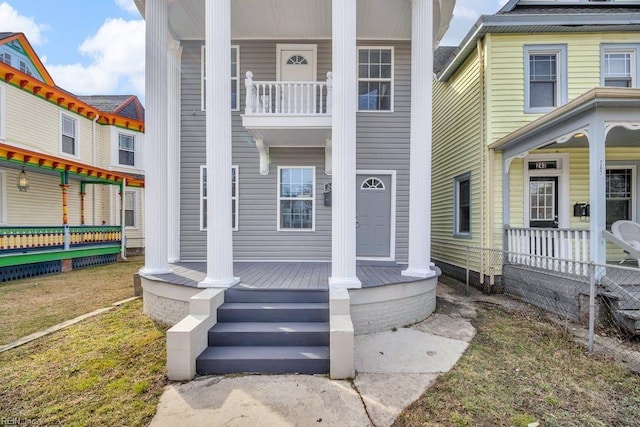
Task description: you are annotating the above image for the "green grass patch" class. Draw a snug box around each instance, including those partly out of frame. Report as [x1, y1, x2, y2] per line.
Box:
[0, 256, 144, 345]
[0, 299, 166, 425]
[394, 306, 640, 427]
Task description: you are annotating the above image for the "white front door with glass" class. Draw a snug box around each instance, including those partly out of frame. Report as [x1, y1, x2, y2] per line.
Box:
[277, 44, 316, 113]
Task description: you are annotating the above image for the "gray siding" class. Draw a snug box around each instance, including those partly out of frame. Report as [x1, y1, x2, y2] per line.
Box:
[180, 40, 411, 262]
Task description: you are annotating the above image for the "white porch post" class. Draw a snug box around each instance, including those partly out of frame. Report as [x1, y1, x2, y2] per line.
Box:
[167, 38, 182, 263]
[199, 0, 239, 287]
[588, 118, 607, 265]
[329, 0, 361, 289]
[403, 0, 436, 278]
[141, 0, 170, 275]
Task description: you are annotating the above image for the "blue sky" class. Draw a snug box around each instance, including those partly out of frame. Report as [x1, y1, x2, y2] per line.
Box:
[0, 0, 506, 105]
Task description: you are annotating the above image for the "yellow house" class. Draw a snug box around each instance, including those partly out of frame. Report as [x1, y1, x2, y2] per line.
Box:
[433, 0, 640, 286]
[0, 32, 145, 280]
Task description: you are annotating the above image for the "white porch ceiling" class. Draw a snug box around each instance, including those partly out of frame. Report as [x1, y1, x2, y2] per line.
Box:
[139, 0, 454, 42]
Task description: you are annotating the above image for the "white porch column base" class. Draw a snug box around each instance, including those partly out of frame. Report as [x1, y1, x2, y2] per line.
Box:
[401, 267, 436, 279]
[198, 276, 240, 289]
[329, 276, 362, 290]
[140, 266, 172, 275]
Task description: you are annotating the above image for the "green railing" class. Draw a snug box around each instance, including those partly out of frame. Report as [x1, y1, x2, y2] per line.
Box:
[0, 225, 121, 253]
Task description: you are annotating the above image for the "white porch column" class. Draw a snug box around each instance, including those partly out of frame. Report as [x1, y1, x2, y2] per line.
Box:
[141, 0, 170, 275]
[403, 0, 436, 278]
[167, 39, 182, 263]
[329, 0, 361, 289]
[199, 0, 238, 288]
[588, 118, 607, 265]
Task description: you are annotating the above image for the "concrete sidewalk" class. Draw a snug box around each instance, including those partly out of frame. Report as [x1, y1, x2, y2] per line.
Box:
[150, 283, 476, 427]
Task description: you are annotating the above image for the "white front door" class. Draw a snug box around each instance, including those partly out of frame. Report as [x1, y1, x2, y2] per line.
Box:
[277, 44, 317, 113]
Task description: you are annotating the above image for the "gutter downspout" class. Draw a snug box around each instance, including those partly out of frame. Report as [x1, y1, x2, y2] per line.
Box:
[121, 179, 127, 260]
[92, 114, 100, 225]
[477, 38, 486, 286]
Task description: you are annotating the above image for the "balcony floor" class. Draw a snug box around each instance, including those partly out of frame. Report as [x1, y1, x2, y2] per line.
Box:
[144, 261, 424, 290]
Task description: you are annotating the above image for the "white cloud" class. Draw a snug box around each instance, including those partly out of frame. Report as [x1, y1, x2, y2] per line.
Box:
[453, 5, 480, 21]
[115, 0, 140, 15]
[45, 18, 145, 102]
[0, 2, 48, 45]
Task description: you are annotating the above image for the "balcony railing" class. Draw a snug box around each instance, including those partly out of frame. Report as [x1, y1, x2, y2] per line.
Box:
[244, 71, 332, 116]
[0, 226, 122, 254]
[505, 226, 590, 275]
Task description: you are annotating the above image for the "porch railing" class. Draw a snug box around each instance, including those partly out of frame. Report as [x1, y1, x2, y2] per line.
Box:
[244, 71, 332, 115]
[505, 227, 590, 275]
[0, 226, 122, 253]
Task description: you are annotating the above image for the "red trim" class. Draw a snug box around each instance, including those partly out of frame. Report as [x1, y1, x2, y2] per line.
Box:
[57, 97, 65, 105]
[19, 80, 28, 89]
[33, 86, 42, 95]
[4, 73, 13, 82]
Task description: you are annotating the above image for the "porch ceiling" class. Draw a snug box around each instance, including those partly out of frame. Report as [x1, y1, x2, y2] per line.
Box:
[136, 0, 454, 43]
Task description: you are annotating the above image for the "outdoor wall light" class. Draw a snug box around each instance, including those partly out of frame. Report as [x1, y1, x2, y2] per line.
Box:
[17, 166, 29, 192]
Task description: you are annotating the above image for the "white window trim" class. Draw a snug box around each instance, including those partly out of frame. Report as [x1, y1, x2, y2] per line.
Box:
[201, 45, 240, 112]
[124, 190, 137, 229]
[277, 166, 316, 232]
[0, 170, 7, 225]
[601, 44, 640, 88]
[118, 131, 136, 168]
[453, 172, 472, 238]
[523, 153, 570, 228]
[59, 112, 79, 158]
[524, 44, 568, 114]
[605, 164, 637, 225]
[357, 46, 394, 113]
[200, 165, 239, 232]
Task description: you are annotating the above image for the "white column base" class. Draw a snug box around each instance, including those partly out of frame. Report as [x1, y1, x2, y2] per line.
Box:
[140, 266, 172, 276]
[401, 267, 436, 279]
[198, 276, 240, 288]
[329, 276, 362, 289]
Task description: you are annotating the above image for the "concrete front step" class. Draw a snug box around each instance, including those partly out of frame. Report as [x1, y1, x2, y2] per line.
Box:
[225, 288, 329, 303]
[217, 302, 329, 322]
[209, 321, 329, 346]
[196, 345, 330, 374]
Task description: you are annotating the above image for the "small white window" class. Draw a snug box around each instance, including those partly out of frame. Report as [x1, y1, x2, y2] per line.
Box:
[19, 60, 32, 77]
[61, 114, 77, 156]
[357, 47, 393, 112]
[124, 191, 136, 227]
[361, 177, 385, 190]
[601, 45, 640, 88]
[278, 166, 315, 231]
[0, 52, 11, 65]
[200, 165, 239, 231]
[454, 172, 471, 237]
[201, 46, 240, 111]
[524, 45, 567, 113]
[606, 167, 636, 228]
[118, 133, 135, 166]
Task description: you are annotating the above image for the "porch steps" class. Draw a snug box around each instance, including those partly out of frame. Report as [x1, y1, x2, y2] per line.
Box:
[600, 287, 640, 335]
[196, 288, 330, 375]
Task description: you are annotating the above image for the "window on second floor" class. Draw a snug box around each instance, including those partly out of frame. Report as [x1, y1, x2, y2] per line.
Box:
[0, 52, 11, 65]
[61, 114, 77, 156]
[357, 47, 393, 112]
[201, 46, 239, 111]
[524, 45, 567, 113]
[118, 133, 135, 166]
[601, 45, 639, 88]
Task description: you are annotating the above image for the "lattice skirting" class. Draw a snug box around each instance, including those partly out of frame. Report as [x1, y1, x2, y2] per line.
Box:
[72, 254, 118, 270]
[0, 260, 62, 282]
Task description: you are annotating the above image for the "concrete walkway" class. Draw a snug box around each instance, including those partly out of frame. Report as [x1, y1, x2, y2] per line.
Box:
[150, 284, 477, 427]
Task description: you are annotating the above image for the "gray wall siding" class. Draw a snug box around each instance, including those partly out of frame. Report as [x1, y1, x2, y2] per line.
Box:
[179, 40, 410, 262]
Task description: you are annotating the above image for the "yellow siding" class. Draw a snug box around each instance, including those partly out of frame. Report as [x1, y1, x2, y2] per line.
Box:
[485, 32, 640, 145]
[432, 51, 482, 269]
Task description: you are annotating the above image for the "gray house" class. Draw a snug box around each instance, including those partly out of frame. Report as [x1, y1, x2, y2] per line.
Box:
[136, 0, 456, 381]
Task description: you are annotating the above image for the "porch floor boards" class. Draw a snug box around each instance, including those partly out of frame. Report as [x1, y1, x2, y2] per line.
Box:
[147, 261, 422, 290]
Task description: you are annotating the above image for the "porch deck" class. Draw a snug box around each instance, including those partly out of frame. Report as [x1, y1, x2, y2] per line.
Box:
[145, 261, 423, 290]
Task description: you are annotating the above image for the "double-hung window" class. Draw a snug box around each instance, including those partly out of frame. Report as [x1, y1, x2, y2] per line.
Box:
[124, 191, 136, 227]
[601, 45, 639, 88]
[201, 46, 239, 111]
[524, 45, 567, 113]
[0, 52, 11, 65]
[606, 167, 635, 229]
[200, 165, 238, 231]
[454, 173, 471, 236]
[61, 114, 77, 156]
[118, 133, 135, 166]
[278, 167, 315, 231]
[357, 47, 393, 111]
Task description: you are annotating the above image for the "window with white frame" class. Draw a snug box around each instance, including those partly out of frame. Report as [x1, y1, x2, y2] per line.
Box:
[0, 52, 11, 65]
[201, 46, 239, 111]
[606, 167, 635, 228]
[602, 45, 639, 88]
[200, 165, 238, 231]
[19, 60, 33, 77]
[278, 167, 315, 230]
[61, 114, 77, 156]
[357, 47, 393, 111]
[524, 45, 567, 113]
[118, 133, 135, 166]
[454, 172, 471, 236]
[124, 191, 136, 227]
